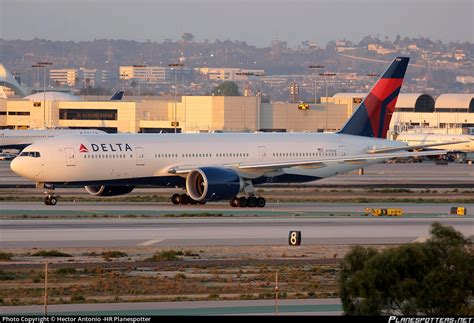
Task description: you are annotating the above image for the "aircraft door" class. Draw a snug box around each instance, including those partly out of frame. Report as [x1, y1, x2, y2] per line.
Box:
[136, 147, 145, 166]
[65, 148, 76, 166]
[258, 146, 267, 160]
[338, 145, 346, 156]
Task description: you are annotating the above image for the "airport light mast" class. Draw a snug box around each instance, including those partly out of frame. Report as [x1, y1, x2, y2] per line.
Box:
[32, 62, 53, 129]
[319, 72, 336, 131]
[168, 63, 184, 133]
[308, 65, 324, 104]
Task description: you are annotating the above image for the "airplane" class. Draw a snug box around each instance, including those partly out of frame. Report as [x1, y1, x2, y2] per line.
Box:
[0, 129, 107, 151]
[10, 57, 448, 207]
[394, 132, 474, 154]
[0, 91, 123, 150]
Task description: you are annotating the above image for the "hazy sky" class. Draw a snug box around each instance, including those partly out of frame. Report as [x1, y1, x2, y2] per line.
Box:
[1, 0, 472, 46]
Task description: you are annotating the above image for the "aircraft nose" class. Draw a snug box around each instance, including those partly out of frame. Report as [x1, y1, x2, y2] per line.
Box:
[10, 156, 30, 179]
[10, 157, 21, 175]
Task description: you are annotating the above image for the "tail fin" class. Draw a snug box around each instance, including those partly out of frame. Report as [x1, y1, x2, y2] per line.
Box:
[338, 57, 409, 138]
[109, 90, 124, 101]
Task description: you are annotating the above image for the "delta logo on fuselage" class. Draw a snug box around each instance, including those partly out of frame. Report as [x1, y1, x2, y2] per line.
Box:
[79, 143, 132, 153]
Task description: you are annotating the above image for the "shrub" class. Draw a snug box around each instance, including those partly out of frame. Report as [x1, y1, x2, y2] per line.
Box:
[146, 250, 181, 261]
[56, 267, 77, 275]
[70, 293, 85, 303]
[32, 250, 72, 257]
[101, 251, 128, 259]
[0, 252, 13, 261]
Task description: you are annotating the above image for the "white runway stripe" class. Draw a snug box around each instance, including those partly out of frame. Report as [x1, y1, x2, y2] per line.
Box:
[137, 239, 163, 246]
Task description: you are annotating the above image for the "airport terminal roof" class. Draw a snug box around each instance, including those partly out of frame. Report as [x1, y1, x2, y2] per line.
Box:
[23, 92, 81, 101]
[333, 93, 435, 112]
[435, 94, 474, 111]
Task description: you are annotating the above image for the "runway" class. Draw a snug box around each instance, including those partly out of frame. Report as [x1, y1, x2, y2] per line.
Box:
[1, 299, 342, 315]
[2, 214, 472, 248]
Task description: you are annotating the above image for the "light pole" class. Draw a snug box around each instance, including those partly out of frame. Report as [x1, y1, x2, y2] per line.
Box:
[120, 73, 128, 93]
[308, 65, 324, 104]
[32, 62, 52, 128]
[169, 63, 184, 133]
[319, 72, 336, 131]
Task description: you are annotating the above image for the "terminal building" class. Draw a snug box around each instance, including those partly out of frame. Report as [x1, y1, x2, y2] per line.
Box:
[0, 85, 472, 134]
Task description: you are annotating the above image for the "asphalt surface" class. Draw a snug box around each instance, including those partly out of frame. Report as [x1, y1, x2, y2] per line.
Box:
[2, 215, 472, 248]
[1, 299, 343, 315]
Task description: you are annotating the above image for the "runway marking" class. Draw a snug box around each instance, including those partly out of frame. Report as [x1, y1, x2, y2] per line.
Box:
[137, 239, 163, 246]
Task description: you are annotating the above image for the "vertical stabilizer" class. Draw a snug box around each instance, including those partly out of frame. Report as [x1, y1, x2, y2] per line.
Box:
[338, 57, 409, 138]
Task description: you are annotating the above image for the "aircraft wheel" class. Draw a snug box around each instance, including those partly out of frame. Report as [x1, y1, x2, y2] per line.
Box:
[179, 194, 189, 205]
[238, 196, 247, 208]
[230, 197, 239, 207]
[49, 196, 57, 206]
[257, 197, 266, 208]
[171, 194, 180, 205]
[247, 196, 257, 207]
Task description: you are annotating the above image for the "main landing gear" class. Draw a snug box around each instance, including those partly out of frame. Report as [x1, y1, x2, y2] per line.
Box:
[43, 184, 57, 206]
[171, 193, 206, 205]
[230, 196, 266, 208]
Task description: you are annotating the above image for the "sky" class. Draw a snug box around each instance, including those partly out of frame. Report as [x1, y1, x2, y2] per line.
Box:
[0, 0, 472, 46]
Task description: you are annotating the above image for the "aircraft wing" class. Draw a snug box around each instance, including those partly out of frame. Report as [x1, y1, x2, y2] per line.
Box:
[366, 141, 470, 154]
[168, 150, 448, 174]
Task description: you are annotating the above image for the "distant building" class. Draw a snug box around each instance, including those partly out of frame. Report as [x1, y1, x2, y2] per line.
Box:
[119, 65, 169, 84]
[50, 69, 77, 87]
[197, 68, 264, 81]
[79, 67, 97, 88]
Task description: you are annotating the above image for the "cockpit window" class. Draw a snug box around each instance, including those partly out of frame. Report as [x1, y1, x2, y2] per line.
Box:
[20, 151, 41, 158]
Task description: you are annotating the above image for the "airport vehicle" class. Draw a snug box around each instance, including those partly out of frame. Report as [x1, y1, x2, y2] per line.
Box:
[10, 57, 448, 207]
[363, 208, 403, 216]
[394, 132, 473, 161]
[0, 129, 107, 150]
[0, 153, 17, 161]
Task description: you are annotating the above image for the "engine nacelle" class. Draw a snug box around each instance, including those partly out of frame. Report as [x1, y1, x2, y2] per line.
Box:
[186, 167, 243, 202]
[85, 185, 134, 197]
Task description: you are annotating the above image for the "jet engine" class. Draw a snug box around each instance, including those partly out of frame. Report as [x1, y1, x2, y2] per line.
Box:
[186, 167, 243, 202]
[85, 185, 134, 196]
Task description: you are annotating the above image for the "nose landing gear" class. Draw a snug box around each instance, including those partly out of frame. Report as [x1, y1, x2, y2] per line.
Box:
[43, 184, 57, 206]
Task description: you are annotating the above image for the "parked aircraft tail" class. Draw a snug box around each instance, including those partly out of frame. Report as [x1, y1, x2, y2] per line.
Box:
[110, 90, 124, 101]
[338, 56, 409, 139]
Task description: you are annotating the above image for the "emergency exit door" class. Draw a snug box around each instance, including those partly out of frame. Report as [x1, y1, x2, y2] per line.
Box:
[65, 148, 76, 166]
[136, 147, 145, 166]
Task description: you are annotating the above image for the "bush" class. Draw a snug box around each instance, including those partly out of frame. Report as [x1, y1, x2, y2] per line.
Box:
[0, 270, 16, 280]
[101, 251, 127, 259]
[32, 250, 72, 257]
[174, 273, 187, 280]
[56, 267, 77, 275]
[146, 250, 181, 261]
[70, 293, 85, 303]
[0, 252, 13, 261]
[339, 223, 473, 315]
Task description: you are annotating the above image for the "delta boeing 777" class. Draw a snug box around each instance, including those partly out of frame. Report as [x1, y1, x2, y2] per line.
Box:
[10, 57, 446, 207]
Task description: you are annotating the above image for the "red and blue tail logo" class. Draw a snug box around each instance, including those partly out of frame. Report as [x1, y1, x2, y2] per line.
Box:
[338, 57, 409, 139]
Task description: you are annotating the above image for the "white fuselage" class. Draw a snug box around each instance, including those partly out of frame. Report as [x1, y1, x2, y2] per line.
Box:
[11, 132, 405, 185]
[0, 129, 106, 149]
[396, 133, 474, 153]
